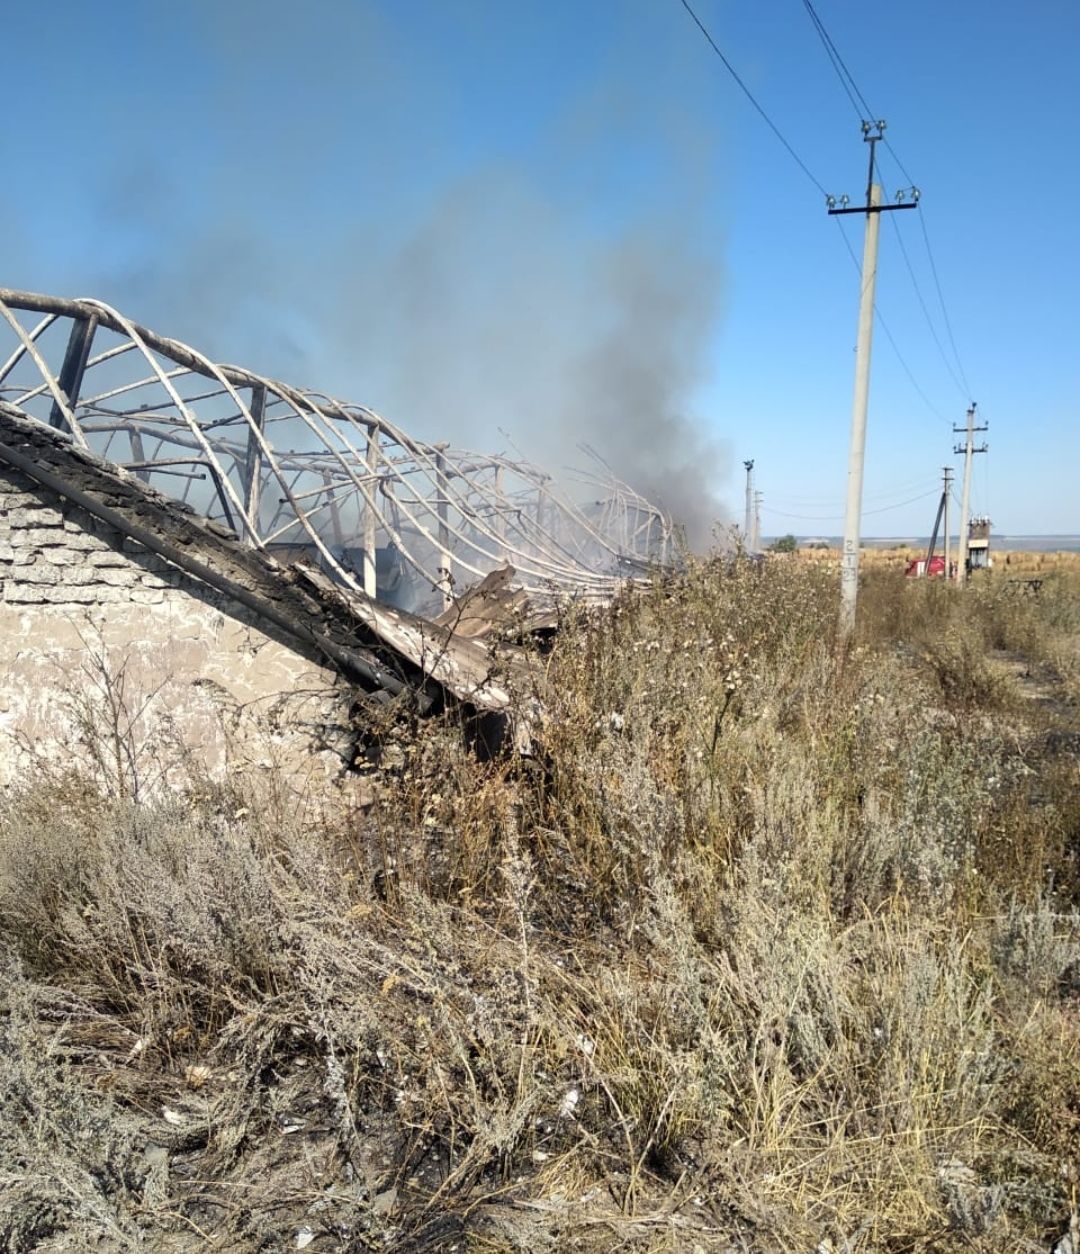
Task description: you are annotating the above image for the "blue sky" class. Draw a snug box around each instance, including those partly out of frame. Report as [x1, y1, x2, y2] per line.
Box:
[2, 0, 1076, 536]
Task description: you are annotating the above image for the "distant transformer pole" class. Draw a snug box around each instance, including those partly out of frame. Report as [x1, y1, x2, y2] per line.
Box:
[743, 459, 755, 552]
[954, 403, 988, 585]
[827, 122, 919, 636]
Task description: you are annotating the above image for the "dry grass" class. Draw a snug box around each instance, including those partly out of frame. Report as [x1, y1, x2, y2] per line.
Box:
[0, 557, 1077, 1251]
[797, 543, 1080, 578]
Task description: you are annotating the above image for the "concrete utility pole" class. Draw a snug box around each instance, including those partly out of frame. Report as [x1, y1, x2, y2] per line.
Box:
[828, 122, 919, 636]
[954, 403, 988, 585]
[923, 476, 947, 577]
[942, 465, 953, 579]
[753, 490, 763, 553]
[743, 459, 755, 552]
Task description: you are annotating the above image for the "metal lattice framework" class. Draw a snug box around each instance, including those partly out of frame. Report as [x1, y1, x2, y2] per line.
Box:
[0, 289, 673, 613]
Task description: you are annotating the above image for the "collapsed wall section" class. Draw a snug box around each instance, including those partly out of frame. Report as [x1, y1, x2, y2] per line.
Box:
[0, 464, 357, 794]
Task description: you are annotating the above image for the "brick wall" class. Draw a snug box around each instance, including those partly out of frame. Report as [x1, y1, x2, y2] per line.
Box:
[0, 465, 358, 796]
[0, 478, 183, 607]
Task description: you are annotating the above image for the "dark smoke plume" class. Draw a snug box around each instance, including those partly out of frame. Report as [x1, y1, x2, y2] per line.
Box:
[331, 177, 729, 548]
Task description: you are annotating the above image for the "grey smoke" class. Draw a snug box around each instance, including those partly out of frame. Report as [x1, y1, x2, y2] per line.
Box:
[6, 0, 733, 549]
[330, 174, 729, 548]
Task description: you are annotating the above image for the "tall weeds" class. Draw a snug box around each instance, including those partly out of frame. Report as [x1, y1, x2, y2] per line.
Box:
[0, 557, 1076, 1250]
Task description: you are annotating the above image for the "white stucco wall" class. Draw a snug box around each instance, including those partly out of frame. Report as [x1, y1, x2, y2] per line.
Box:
[0, 468, 358, 796]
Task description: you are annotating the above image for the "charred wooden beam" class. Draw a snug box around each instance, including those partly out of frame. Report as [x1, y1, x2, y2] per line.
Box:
[48, 313, 97, 432]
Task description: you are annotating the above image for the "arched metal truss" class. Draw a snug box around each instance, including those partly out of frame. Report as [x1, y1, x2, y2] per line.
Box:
[0, 289, 674, 614]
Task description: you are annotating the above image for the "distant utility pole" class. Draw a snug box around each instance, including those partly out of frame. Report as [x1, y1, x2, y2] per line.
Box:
[753, 490, 763, 553]
[923, 470, 948, 577]
[743, 459, 755, 552]
[942, 465, 953, 579]
[954, 403, 988, 585]
[828, 122, 919, 636]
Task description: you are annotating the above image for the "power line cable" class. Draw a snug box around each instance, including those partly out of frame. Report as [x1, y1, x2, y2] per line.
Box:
[881, 138, 916, 190]
[876, 139, 973, 395]
[800, 0, 876, 122]
[833, 218, 950, 424]
[763, 487, 940, 522]
[683, 0, 975, 438]
[768, 476, 938, 507]
[857, 490, 943, 517]
[677, 0, 828, 196]
[917, 210, 973, 398]
[798, 0, 977, 406]
[876, 315, 950, 425]
[887, 212, 969, 398]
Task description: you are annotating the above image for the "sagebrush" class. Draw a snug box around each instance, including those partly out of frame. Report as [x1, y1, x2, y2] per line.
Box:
[0, 558, 1077, 1251]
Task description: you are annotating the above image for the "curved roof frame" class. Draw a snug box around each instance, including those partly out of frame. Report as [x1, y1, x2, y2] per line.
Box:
[0, 289, 674, 607]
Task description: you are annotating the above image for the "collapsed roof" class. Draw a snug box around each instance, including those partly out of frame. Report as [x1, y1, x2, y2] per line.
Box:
[0, 399, 528, 716]
[0, 290, 674, 619]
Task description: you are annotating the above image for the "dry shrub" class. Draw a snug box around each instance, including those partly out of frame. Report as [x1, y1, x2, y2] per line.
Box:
[0, 556, 1078, 1250]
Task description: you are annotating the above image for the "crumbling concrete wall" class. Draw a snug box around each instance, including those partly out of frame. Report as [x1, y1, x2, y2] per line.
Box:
[0, 465, 358, 796]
